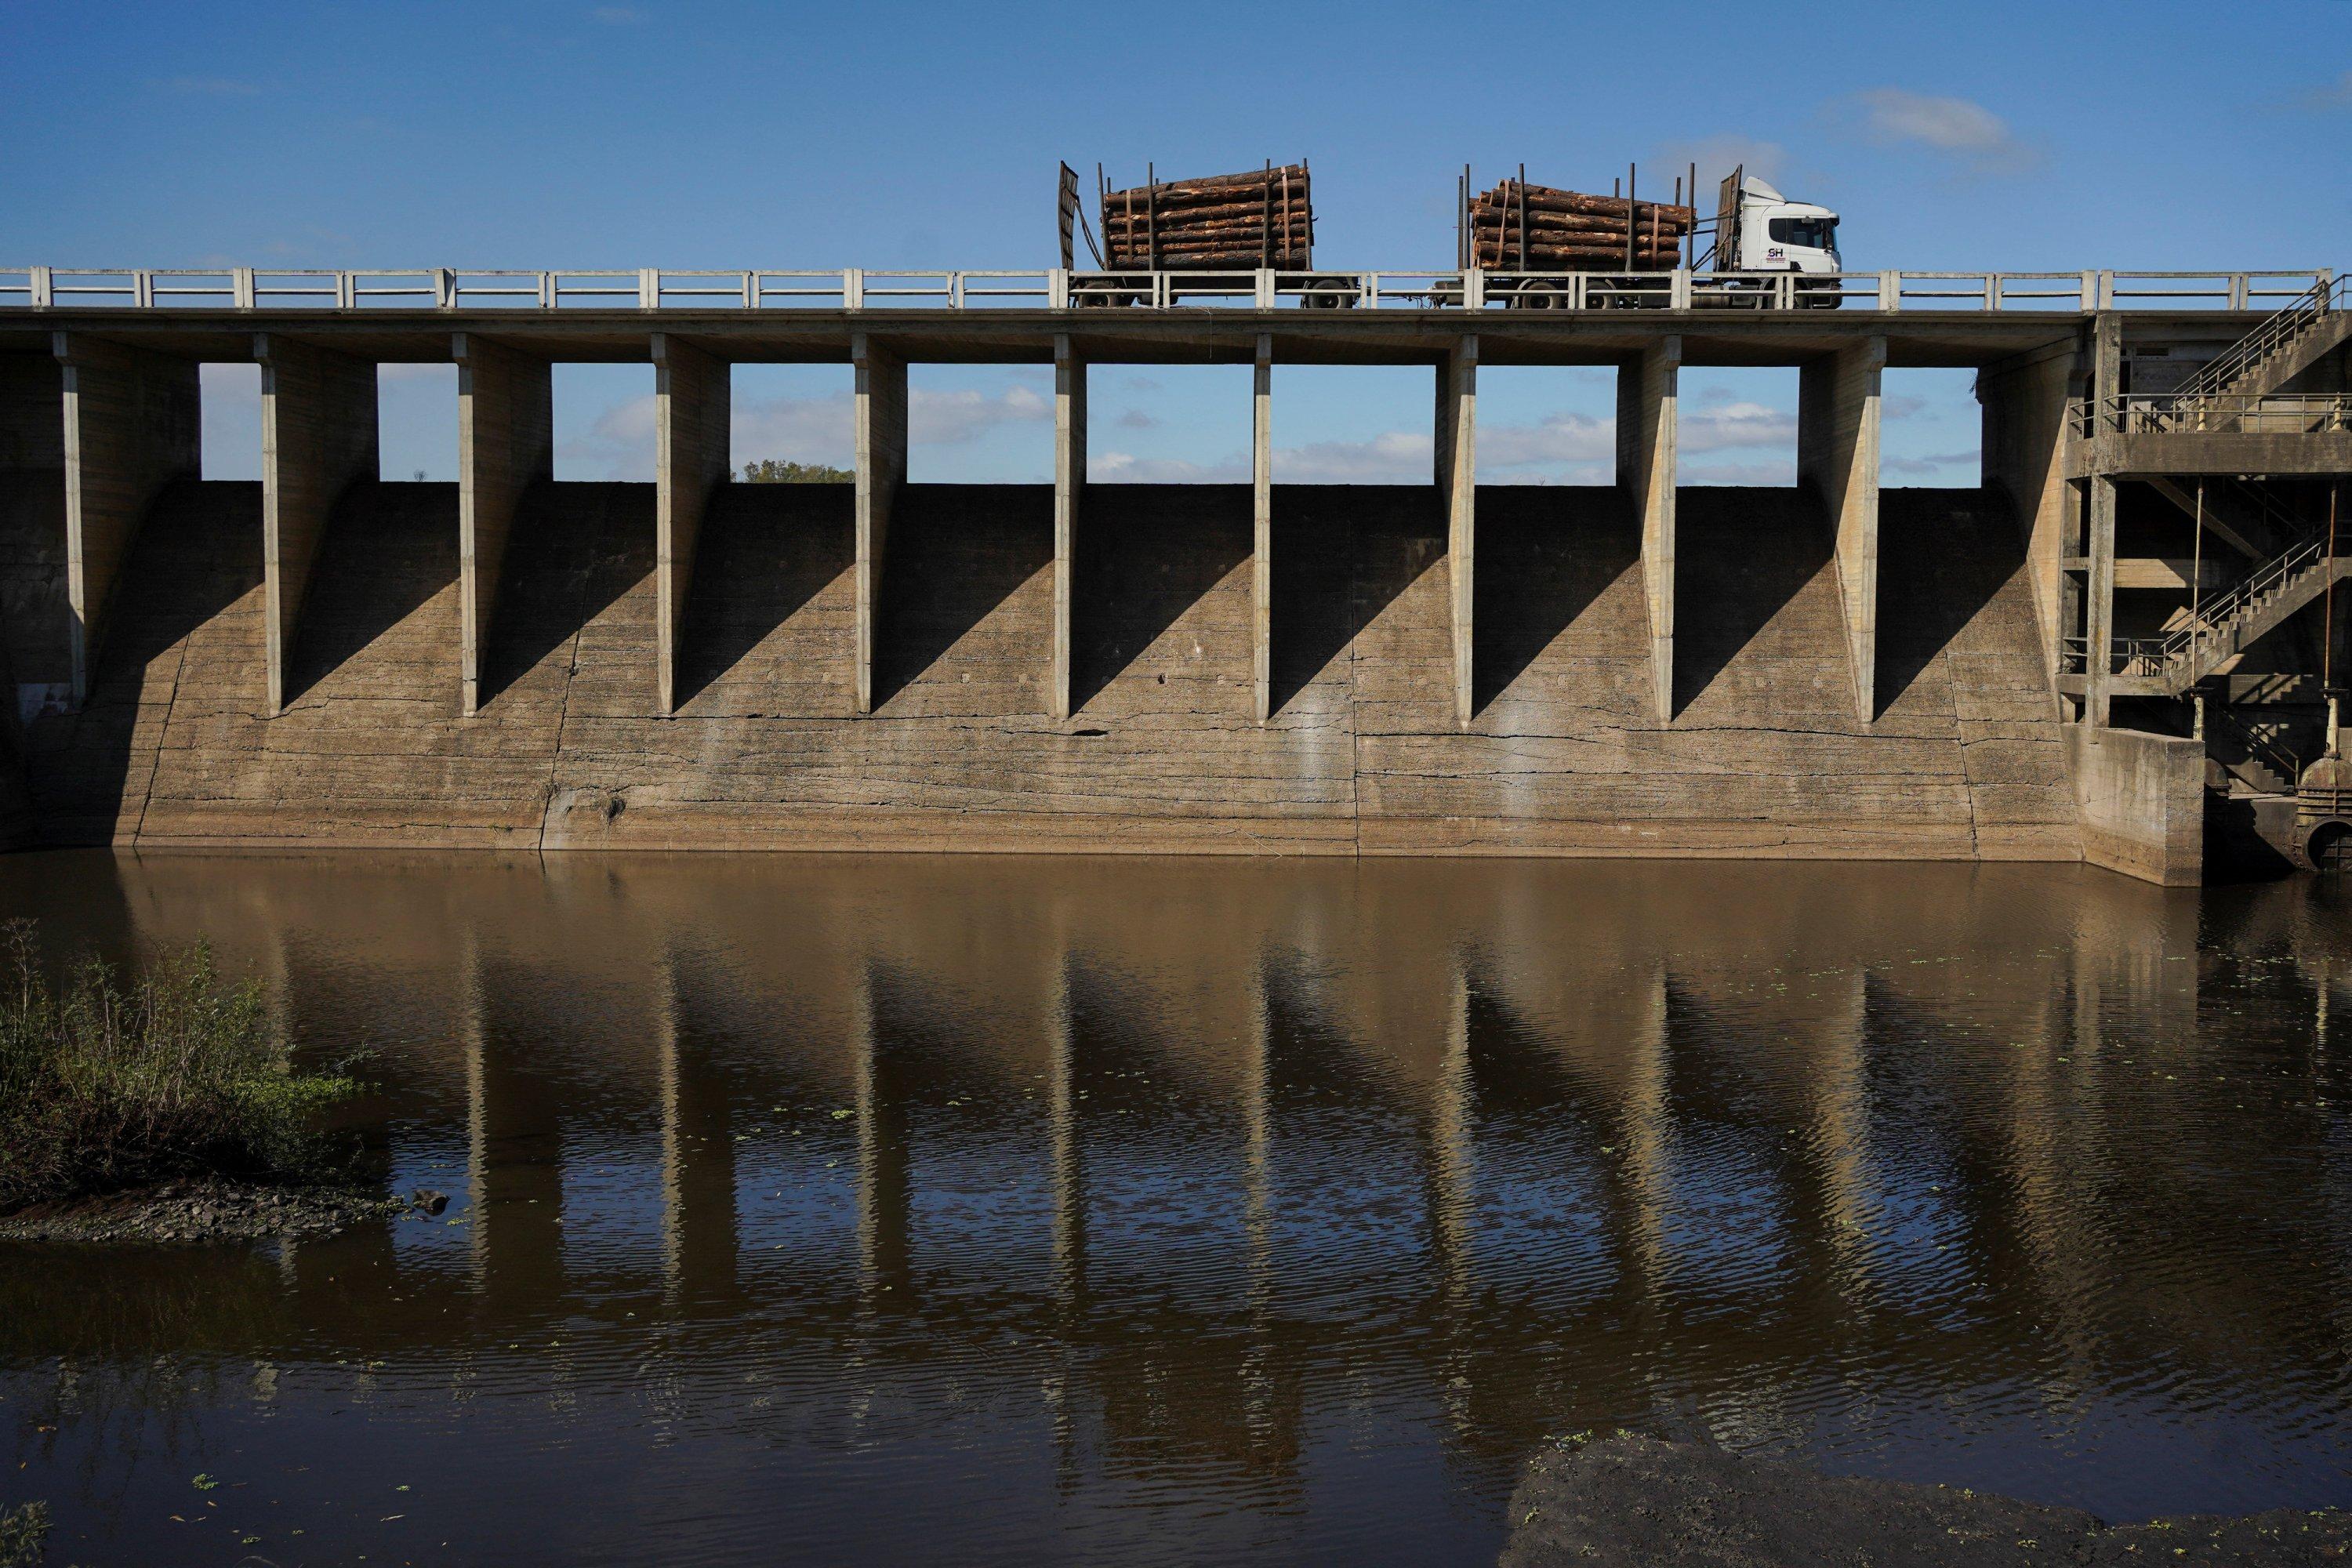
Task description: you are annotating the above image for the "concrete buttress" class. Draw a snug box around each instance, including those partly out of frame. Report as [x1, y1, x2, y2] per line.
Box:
[1800, 336, 1886, 723]
[454, 333, 552, 716]
[854, 333, 908, 715]
[53, 332, 198, 707]
[1617, 336, 1679, 723]
[654, 333, 729, 717]
[257, 332, 376, 716]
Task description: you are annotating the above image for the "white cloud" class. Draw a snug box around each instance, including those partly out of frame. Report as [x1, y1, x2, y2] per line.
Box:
[1656, 135, 1788, 193]
[1276, 430, 1433, 484]
[558, 381, 1053, 481]
[1682, 459, 1799, 487]
[1092, 400, 1795, 488]
[1479, 411, 1613, 470]
[1682, 401, 1798, 452]
[591, 5, 644, 21]
[557, 394, 660, 478]
[1846, 89, 2036, 174]
[1884, 394, 1928, 421]
[1885, 450, 1981, 476]
[1115, 408, 1157, 430]
[2300, 71, 2352, 111]
[909, 383, 1048, 444]
[1091, 452, 1248, 484]
[731, 392, 854, 470]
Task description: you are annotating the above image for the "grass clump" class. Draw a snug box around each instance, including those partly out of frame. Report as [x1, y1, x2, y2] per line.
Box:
[0, 921, 359, 1214]
[0, 1499, 48, 1568]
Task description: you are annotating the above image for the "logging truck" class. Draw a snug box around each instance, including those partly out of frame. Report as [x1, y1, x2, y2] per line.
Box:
[1056, 159, 1844, 308]
[1459, 163, 1842, 309]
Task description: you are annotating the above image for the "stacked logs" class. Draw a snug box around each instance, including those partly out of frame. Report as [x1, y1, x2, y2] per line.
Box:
[1471, 179, 1693, 272]
[1100, 165, 1312, 270]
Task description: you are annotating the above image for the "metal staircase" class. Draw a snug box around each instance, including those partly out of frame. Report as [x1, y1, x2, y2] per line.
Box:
[2116, 528, 2352, 695]
[2209, 702, 2303, 795]
[2171, 273, 2348, 408]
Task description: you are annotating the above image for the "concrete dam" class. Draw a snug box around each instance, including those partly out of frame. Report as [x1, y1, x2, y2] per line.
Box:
[2, 264, 2347, 884]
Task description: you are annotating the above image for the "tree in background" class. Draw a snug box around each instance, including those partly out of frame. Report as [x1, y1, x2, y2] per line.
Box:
[741, 459, 852, 484]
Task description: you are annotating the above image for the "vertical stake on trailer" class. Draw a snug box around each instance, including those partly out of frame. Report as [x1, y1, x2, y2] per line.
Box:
[1652, 176, 1664, 274]
[1688, 162, 1697, 269]
[1301, 155, 1312, 268]
[1145, 162, 1157, 273]
[1263, 159, 1273, 270]
[1515, 162, 1527, 272]
[1626, 162, 1637, 272]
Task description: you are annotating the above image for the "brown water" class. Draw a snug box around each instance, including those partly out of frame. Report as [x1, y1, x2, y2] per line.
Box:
[4, 851, 2352, 1566]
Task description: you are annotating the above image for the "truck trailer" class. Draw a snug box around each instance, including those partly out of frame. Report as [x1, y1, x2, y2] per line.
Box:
[1057, 158, 1846, 309]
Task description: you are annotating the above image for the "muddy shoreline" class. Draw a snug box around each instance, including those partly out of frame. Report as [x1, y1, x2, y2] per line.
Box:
[1502, 1434, 2352, 1566]
[0, 1178, 426, 1245]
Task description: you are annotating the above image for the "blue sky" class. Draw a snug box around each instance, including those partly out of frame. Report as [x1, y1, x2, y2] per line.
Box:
[6, 1, 2345, 488]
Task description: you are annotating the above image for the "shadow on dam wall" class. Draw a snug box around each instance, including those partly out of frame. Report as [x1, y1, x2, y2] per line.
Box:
[8, 477, 2078, 858]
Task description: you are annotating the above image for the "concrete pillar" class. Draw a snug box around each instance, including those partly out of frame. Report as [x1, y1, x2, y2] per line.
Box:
[257, 333, 377, 716]
[53, 332, 199, 706]
[2082, 315, 2123, 731]
[1436, 336, 1477, 726]
[2092, 314, 2122, 415]
[1253, 333, 1273, 722]
[2066, 724, 2203, 884]
[454, 334, 552, 717]
[1617, 337, 1680, 723]
[853, 334, 908, 715]
[653, 333, 730, 717]
[1, 354, 69, 724]
[0, 354, 64, 470]
[1976, 345, 2078, 679]
[1051, 335, 1085, 720]
[2085, 475, 2118, 728]
[1799, 336, 1886, 723]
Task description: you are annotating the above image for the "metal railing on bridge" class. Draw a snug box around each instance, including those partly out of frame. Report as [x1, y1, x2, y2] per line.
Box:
[0, 265, 2332, 315]
[2071, 392, 2352, 438]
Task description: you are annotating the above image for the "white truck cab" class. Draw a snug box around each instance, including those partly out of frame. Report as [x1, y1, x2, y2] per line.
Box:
[1716, 172, 1841, 275]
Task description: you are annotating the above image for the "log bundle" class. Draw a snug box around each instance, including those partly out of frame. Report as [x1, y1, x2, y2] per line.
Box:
[1471, 179, 1693, 272]
[1100, 165, 1313, 269]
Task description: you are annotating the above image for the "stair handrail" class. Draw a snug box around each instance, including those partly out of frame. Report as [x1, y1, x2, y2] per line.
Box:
[2150, 530, 2331, 682]
[2170, 271, 2345, 406]
[2212, 702, 2303, 787]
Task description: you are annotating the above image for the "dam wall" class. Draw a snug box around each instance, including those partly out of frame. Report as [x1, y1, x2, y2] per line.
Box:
[23, 296, 2310, 876]
[14, 477, 2079, 860]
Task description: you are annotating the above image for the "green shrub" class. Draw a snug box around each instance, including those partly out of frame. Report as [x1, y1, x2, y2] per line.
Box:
[0, 1499, 49, 1568]
[0, 921, 359, 1214]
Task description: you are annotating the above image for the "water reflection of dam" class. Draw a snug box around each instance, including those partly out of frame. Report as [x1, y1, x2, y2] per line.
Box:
[10, 854, 2352, 1512]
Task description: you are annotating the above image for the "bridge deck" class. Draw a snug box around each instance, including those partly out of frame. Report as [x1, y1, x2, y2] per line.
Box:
[0, 304, 2242, 368]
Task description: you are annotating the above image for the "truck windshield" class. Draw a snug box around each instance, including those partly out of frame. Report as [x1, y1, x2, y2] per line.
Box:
[1768, 216, 1836, 250]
